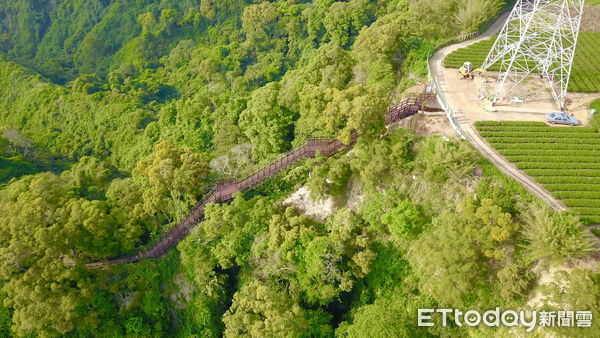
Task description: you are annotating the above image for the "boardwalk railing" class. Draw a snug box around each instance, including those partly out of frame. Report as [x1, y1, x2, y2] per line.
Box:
[86, 93, 435, 268]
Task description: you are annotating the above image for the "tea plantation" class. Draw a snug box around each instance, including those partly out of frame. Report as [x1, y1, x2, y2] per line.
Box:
[444, 32, 600, 92]
[476, 121, 600, 224]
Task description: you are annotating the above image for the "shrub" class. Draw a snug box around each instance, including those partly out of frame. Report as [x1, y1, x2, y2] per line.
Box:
[494, 143, 600, 151]
[524, 169, 600, 177]
[582, 215, 600, 224]
[517, 162, 600, 170]
[454, 0, 504, 34]
[507, 156, 600, 163]
[542, 184, 600, 192]
[475, 121, 546, 127]
[522, 206, 596, 263]
[536, 176, 600, 185]
[563, 199, 600, 208]
[552, 191, 600, 200]
[480, 131, 599, 139]
[487, 137, 600, 144]
[572, 208, 600, 216]
[477, 126, 598, 133]
[500, 149, 600, 157]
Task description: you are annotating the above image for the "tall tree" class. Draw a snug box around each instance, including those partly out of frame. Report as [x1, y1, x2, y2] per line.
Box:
[238, 83, 293, 158]
[136, 142, 209, 225]
[223, 280, 332, 337]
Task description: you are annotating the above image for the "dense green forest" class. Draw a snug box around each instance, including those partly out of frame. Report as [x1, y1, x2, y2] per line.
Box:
[0, 0, 598, 336]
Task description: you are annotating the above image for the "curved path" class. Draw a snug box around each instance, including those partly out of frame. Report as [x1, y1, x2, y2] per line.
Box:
[87, 94, 436, 268]
[428, 14, 567, 212]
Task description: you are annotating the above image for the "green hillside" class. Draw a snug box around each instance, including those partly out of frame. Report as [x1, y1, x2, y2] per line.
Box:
[0, 1, 598, 337]
[0, 0, 214, 83]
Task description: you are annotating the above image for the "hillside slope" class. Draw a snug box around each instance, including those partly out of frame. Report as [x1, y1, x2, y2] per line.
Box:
[1, 1, 597, 337]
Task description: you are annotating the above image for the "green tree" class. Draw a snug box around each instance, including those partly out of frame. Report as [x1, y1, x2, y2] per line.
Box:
[381, 199, 424, 239]
[323, 0, 371, 47]
[105, 178, 149, 251]
[249, 207, 375, 306]
[496, 263, 533, 299]
[136, 142, 209, 225]
[72, 73, 108, 94]
[324, 85, 388, 144]
[361, 188, 423, 239]
[299, 209, 375, 304]
[349, 129, 415, 188]
[238, 83, 293, 158]
[336, 287, 437, 338]
[409, 213, 487, 306]
[471, 198, 519, 259]
[223, 280, 332, 337]
[353, 11, 411, 63]
[0, 174, 95, 336]
[180, 195, 277, 298]
[200, 0, 216, 20]
[413, 136, 478, 185]
[241, 2, 280, 43]
[307, 157, 352, 200]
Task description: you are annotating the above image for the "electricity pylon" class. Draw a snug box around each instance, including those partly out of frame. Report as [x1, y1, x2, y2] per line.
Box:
[482, 0, 585, 110]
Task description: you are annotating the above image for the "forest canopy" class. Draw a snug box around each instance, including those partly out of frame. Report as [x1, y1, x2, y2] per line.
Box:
[1, 1, 597, 337]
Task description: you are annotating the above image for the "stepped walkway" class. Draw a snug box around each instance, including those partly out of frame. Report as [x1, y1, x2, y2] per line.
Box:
[428, 13, 567, 212]
[87, 93, 437, 268]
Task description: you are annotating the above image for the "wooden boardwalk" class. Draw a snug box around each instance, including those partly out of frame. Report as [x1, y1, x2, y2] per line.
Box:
[86, 93, 436, 268]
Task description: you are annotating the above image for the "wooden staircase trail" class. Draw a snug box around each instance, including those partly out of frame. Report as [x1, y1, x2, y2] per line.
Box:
[86, 93, 437, 268]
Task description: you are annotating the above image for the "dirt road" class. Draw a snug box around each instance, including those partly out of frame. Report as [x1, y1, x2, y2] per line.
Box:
[428, 14, 568, 212]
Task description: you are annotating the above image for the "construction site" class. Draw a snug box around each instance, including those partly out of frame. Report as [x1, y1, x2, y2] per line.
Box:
[436, 0, 597, 125]
[430, 0, 600, 224]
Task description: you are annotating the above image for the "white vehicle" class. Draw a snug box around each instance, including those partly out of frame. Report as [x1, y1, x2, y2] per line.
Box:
[545, 112, 579, 126]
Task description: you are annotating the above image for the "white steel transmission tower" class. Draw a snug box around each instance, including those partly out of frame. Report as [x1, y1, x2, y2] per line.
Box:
[482, 0, 585, 109]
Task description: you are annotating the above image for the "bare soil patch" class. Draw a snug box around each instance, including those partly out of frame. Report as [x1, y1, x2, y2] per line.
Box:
[282, 187, 335, 222]
[582, 6, 600, 32]
[396, 114, 455, 137]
